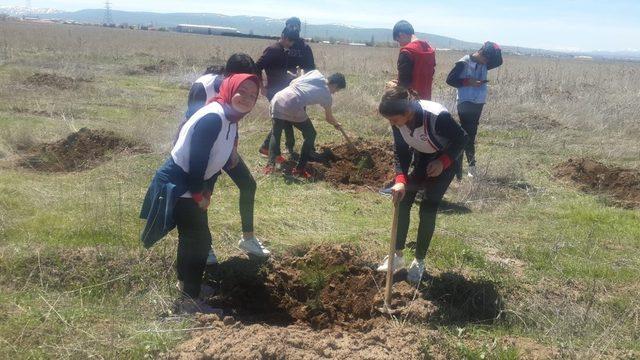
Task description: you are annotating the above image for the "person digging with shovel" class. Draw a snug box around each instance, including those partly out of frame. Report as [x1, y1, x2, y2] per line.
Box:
[264, 70, 348, 179]
[140, 74, 270, 314]
[377, 84, 467, 285]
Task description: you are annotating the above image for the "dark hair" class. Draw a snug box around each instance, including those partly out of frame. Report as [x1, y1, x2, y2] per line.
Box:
[286, 17, 301, 30]
[327, 73, 346, 89]
[479, 41, 503, 68]
[282, 26, 300, 41]
[223, 52, 257, 76]
[204, 65, 225, 75]
[392, 20, 414, 41]
[378, 85, 417, 117]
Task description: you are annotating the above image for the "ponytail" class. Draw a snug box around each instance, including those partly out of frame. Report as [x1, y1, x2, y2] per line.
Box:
[379, 81, 418, 117]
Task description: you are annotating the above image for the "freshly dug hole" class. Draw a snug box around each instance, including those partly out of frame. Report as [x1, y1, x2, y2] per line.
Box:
[555, 158, 640, 208]
[20, 128, 150, 172]
[205, 244, 503, 330]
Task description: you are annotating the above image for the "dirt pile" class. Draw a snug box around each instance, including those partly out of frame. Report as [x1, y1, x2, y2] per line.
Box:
[166, 318, 428, 360]
[168, 245, 503, 359]
[205, 244, 404, 329]
[278, 139, 395, 190]
[555, 158, 640, 208]
[141, 59, 178, 73]
[20, 128, 150, 172]
[25, 72, 78, 90]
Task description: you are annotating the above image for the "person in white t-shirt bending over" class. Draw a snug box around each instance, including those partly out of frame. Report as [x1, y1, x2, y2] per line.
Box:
[265, 70, 347, 179]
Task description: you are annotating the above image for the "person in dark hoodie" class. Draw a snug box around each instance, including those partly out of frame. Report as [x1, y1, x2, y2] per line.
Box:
[393, 20, 436, 100]
[256, 27, 300, 159]
[376, 84, 467, 285]
[140, 74, 269, 314]
[446, 41, 503, 178]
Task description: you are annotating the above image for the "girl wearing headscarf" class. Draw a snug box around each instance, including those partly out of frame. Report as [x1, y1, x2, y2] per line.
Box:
[140, 74, 269, 312]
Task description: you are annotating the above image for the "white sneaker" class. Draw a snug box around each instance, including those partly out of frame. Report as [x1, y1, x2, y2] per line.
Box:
[407, 258, 426, 285]
[376, 254, 405, 273]
[467, 165, 477, 178]
[175, 281, 216, 299]
[238, 236, 271, 257]
[206, 250, 218, 266]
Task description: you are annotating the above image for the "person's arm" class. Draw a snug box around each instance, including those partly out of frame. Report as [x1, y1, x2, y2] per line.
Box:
[304, 45, 316, 71]
[397, 51, 414, 88]
[323, 106, 341, 128]
[434, 112, 468, 169]
[256, 47, 274, 94]
[187, 114, 222, 203]
[186, 83, 207, 119]
[445, 62, 467, 88]
[392, 126, 412, 185]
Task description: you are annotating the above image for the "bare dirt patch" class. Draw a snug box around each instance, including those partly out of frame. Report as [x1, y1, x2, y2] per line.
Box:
[171, 244, 504, 359]
[555, 158, 640, 208]
[141, 59, 178, 73]
[24, 72, 90, 90]
[19, 128, 150, 172]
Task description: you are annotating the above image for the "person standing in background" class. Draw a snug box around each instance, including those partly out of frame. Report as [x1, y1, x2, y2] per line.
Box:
[393, 20, 436, 101]
[446, 41, 503, 178]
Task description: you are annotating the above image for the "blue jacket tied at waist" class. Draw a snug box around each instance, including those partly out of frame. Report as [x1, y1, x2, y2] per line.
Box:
[139, 158, 189, 249]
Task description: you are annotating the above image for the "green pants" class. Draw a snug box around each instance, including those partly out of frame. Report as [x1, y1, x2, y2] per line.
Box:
[269, 118, 316, 169]
[395, 160, 456, 260]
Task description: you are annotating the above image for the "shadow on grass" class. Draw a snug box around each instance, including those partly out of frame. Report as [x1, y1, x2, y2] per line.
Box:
[422, 272, 504, 325]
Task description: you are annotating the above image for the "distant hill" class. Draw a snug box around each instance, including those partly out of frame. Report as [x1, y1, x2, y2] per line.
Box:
[48, 9, 481, 49]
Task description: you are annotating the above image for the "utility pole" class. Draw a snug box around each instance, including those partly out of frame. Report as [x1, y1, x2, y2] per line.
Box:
[103, 1, 114, 26]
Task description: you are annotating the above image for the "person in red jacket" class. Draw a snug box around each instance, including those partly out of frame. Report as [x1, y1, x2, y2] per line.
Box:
[393, 20, 436, 100]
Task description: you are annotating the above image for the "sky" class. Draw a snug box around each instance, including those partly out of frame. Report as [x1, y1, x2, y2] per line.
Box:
[5, 0, 639, 51]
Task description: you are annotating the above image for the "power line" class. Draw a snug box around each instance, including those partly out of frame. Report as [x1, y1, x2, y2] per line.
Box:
[103, 1, 114, 25]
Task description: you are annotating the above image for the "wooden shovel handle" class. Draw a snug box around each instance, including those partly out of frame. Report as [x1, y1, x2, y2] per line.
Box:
[384, 201, 400, 309]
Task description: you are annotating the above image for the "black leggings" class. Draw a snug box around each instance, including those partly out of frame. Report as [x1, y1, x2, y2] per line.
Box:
[261, 124, 295, 152]
[269, 118, 317, 169]
[457, 102, 484, 167]
[395, 157, 456, 260]
[177, 155, 256, 298]
[174, 198, 211, 298]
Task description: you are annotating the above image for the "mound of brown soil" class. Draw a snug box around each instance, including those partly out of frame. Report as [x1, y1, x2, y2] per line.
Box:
[278, 139, 395, 190]
[204, 244, 501, 329]
[141, 59, 178, 73]
[169, 245, 503, 359]
[555, 158, 640, 208]
[166, 317, 427, 360]
[20, 128, 150, 172]
[25, 72, 77, 90]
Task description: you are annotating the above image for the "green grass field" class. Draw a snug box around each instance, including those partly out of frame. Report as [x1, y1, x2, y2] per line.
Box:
[0, 21, 639, 359]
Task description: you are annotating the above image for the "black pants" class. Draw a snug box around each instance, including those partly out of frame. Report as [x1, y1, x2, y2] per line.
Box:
[174, 198, 211, 298]
[261, 125, 295, 153]
[457, 102, 484, 167]
[396, 154, 456, 260]
[269, 118, 316, 169]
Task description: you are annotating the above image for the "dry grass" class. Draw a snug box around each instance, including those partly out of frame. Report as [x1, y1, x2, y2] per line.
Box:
[0, 20, 639, 359]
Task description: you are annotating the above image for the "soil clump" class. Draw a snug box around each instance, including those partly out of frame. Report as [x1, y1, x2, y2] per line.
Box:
[20, 128, 150, 172]
[555, 158, 640, 208]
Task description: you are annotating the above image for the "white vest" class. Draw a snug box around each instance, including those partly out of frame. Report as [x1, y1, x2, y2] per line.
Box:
[171, 102, 236, 184]
[397, 100, 449, 154]
[194, 74, 220, 103]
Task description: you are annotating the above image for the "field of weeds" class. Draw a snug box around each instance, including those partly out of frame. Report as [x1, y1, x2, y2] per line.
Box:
[0, 20, 639, 359]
